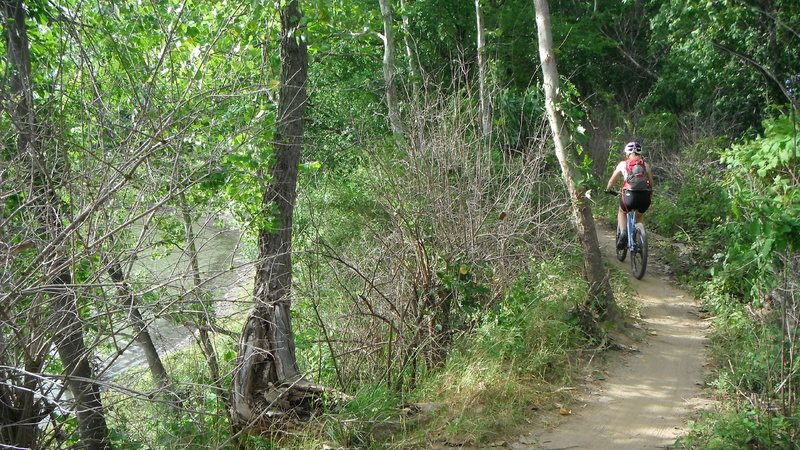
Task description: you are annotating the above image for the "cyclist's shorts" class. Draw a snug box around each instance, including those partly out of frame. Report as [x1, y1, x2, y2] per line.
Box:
[620, 190, 651, 213]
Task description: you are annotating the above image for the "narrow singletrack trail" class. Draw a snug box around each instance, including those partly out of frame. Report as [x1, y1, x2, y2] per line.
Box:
[515, 224, 710, 449]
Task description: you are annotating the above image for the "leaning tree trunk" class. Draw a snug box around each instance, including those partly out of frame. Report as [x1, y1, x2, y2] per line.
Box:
[2, 1, 110, 448]
[533, 0, 623, 326]
[231, 0, 323, 431]
[48, 266, 111, 449]
[378, 0, 404, 136]
[106, 260, 172, 392]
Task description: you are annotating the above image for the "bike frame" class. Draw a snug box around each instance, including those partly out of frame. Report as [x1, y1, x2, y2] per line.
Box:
[626, 210, 637, 253]
[607, 189, 648, 279]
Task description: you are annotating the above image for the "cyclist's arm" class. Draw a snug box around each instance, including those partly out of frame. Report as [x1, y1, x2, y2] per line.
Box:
[606, 165, 622, 191]
[646, 165, 655, 190]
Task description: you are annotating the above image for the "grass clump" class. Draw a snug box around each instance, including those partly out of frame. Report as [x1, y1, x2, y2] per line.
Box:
[319, 385, 407, 448]
[408, 259, 600, 446]
[101, 329, 246, 449]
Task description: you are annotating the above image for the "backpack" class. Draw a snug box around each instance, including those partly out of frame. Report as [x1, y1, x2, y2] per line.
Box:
[624, 158, 649, 191]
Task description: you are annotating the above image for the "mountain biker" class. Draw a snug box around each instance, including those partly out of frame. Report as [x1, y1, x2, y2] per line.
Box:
[605, 141, 654, 249]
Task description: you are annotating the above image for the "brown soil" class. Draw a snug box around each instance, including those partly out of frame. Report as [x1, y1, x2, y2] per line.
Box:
[512, 223, 713, 449]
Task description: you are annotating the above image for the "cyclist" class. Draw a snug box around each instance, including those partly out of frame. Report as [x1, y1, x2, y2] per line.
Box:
[605, 141, 654, 249]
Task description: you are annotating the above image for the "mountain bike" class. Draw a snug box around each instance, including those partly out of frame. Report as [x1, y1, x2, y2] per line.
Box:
[605, 190, 648, 280]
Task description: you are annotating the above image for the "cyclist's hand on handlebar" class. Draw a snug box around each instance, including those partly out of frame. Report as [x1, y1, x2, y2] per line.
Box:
[604, 189, 619, 196]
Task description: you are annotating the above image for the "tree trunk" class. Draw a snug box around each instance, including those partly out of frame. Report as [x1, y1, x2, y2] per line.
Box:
[399, 0, 422, 91]
[231, 0, 322, 431]
[106, 261, 171, 392]
[533, 0, 623, 326]
[475, 0, 491, 138]
[379, 0, 404, 136]
[0, 348, 46, 448]
[48, 269, 111, 449]
[1, 249, 45, 450]
[179, 194, 221, 385]
[2, 1, 110, 447]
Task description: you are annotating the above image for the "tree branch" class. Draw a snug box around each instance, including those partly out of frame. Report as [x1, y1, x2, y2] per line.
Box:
[711, 40, 798, 110]
[615, 45, 659, 80]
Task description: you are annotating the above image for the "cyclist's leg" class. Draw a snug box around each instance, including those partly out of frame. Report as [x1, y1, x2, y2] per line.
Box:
[631, 191, 652, 223]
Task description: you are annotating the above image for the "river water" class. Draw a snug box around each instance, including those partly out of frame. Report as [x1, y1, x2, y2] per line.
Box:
[98, 217, 254, 381]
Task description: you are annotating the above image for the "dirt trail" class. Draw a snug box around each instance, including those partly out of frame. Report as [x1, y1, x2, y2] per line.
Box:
[514, 224, 711, 449]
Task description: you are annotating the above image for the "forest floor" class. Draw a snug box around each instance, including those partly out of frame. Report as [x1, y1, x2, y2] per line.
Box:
[510, 222, 716, 449]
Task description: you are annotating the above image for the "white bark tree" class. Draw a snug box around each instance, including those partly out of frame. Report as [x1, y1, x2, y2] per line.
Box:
[378, 0, 405, 136]
[475, 0, 491, 138]
[399, 0, 422, 90]
[533, 0, 623, 326]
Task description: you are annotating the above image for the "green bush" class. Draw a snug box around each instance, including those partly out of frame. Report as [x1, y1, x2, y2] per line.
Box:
[664, 113, 800, 448]
[321, 385, 406, 448]
[407, 256, 606, 445]
[682, 408, 800, 449]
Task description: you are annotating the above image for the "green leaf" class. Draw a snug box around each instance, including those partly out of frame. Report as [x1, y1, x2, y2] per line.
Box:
[749, 221, 760, 236]
[761, 238, 774, 256]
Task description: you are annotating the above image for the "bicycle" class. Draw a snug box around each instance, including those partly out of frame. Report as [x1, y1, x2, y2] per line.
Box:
[605, 190, 648, 280]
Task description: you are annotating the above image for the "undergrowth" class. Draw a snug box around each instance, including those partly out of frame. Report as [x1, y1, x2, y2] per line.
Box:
[402, 255, 631, 447]
[648, 113, 800, 448]
[100, 247, 633, 449]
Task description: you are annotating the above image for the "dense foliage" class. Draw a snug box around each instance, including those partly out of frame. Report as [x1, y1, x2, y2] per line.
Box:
[1, 0, 798, 447]
[649, 112, 800, 447]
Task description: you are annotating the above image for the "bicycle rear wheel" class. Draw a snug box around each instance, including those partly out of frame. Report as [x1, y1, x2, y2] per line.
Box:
[631, 223, 648, 279]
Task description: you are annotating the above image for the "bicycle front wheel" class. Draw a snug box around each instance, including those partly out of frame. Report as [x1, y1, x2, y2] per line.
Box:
[631, 223, 648, 279]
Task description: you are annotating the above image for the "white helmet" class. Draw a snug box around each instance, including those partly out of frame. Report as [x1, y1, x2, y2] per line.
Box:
[624, 141, 642, 155]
